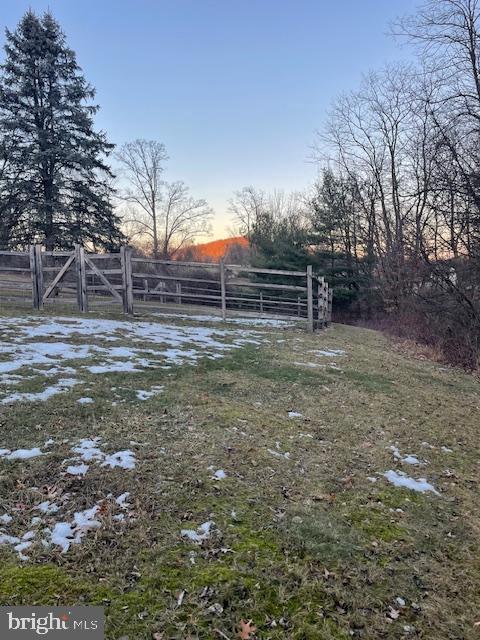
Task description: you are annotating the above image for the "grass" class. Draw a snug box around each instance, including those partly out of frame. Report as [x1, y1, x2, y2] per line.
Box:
[0, 305, 479, 639]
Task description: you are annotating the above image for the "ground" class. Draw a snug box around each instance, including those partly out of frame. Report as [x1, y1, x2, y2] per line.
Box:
[0, 304, 479, 639]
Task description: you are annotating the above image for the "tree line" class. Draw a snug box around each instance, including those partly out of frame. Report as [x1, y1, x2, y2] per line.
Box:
[0, 11, 212, 256]
[228, 0, 479, 367]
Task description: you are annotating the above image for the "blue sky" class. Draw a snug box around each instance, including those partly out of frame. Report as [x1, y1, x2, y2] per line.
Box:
[0, 0, 418, 237]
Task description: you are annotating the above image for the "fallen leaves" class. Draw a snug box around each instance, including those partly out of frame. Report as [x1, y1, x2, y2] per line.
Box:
[238, 619, 256, 639]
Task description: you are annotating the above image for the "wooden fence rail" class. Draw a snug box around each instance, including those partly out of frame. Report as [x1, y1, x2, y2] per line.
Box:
[0, 245, 333, 331]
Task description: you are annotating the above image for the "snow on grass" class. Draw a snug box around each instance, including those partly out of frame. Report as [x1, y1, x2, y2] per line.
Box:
[384, 470, 440, 495]
[115, 492, 130, 508]
[181, 521, 215, 543]
[288, 411, 303, 418]
[77, 397, 94, 405]
[0, 447, 44, 460]
[153, 312, 296, 327]
[102, 450, 136, 470]
[0, 514, 12, 524]
[36, 500, 59, 514]
[389, 445, 424, 466]
[69, 437, 136, 472]
[267, 448, 291, 460]
[211, 469, 226, 480]
[136, 386, 164, 401]
[66, 463, 89, 476]
[309, 349, 346, 357]
[1, 378, 78, 405]
[0, 315, 263, 404]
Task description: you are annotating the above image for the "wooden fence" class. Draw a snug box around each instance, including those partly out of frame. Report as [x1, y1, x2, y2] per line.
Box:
[0, 245, 332, 331]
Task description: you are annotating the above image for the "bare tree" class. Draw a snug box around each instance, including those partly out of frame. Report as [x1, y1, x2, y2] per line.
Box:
[116, 139, 168, 258]
[160, 181, 212, 258]
[228, 186, 266, 236]
[117, 139, 213, 258]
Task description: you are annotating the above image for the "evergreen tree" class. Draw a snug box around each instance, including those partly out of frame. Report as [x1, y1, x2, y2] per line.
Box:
[0, 11, 123, 250]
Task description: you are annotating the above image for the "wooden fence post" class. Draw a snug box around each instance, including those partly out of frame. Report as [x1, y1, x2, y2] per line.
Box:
[259, 291, 264, 313]
[306, 265, 314, 332]
[220, 259, 227, 320]
[327, 287, 333, 324]
[175, 282, 182, 305]
[34, 245, 44, 309]
[75, 244, 88, 312]
[120, 245, 134, 314]
[317, 276, 323, 325]
[29, 246, 40, 310]
[143, 279, 148, 302]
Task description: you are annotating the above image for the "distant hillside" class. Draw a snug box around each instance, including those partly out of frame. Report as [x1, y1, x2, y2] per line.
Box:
[178, 236, 249, 262]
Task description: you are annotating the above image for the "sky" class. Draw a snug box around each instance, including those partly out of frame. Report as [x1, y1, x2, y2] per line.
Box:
[0, 0, 418, 238]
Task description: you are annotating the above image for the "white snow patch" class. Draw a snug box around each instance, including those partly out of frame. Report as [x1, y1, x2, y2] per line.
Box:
[181, 521, 214, 543]
[115, 492, 130, 508]
[384, 470, 440, 495]
[36, 501, 59, 514]
[309, 349, 346, 357]
[70, 438, 136, 471]
[153, 312, 296, 327]
[0, 315, 263, 404]
[288, 411, 303, 418]
[0, 514, 13, 524]
[1, 379, 78, 404]
[268, 448, 291, 460]
[77, 397, 94, 405]
[136, 386, 164, 401]
[212, 469, 226, 480]
[102, 450, 136, 470]
[389, 446, 423, 466]
[66, 463, 89, 476]
[0, 447, 44, 460]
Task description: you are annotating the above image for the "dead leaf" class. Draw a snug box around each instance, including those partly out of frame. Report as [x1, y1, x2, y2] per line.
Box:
[387, 606, 400, 620]
[238, 619, 256, 639]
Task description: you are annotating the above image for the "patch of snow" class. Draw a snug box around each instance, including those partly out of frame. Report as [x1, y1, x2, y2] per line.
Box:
[153, 312, 296, 327]
[0, 514, 13, 524]
[102, 450, 136, 470]
[441, 446, 453, 453]
[1, 378, 78, 404]
[309, 349, 346, 357]
[181, 521, 215, 543]
[115, 492, 130, 508]
[389, 445, 423, 466]
[66, 463, 89, 476]
[50, 521, 75, 553]
[36, 501, 59, 514]
[77, 397, 94, 405]
[70, 438, 136, 471]
[212, 469, 226, 480]
[288, 411, 303, 418]
[267, 448, 291, 460]
[50, 505, 101, 553]
[0, 315, 263, 404]
[136, 386, 164, 401]
[1, 447, 44, 460]
[71, 438, 104, 462]
[384, 470, 440, 495]
[294, 361, 325, 369]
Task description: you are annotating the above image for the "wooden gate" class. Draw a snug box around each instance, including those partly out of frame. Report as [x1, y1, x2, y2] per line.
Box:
[32, 245, 124, 312]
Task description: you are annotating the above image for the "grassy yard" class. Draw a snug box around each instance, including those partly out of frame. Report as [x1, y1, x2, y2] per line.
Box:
[0, 305, 479, 639]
